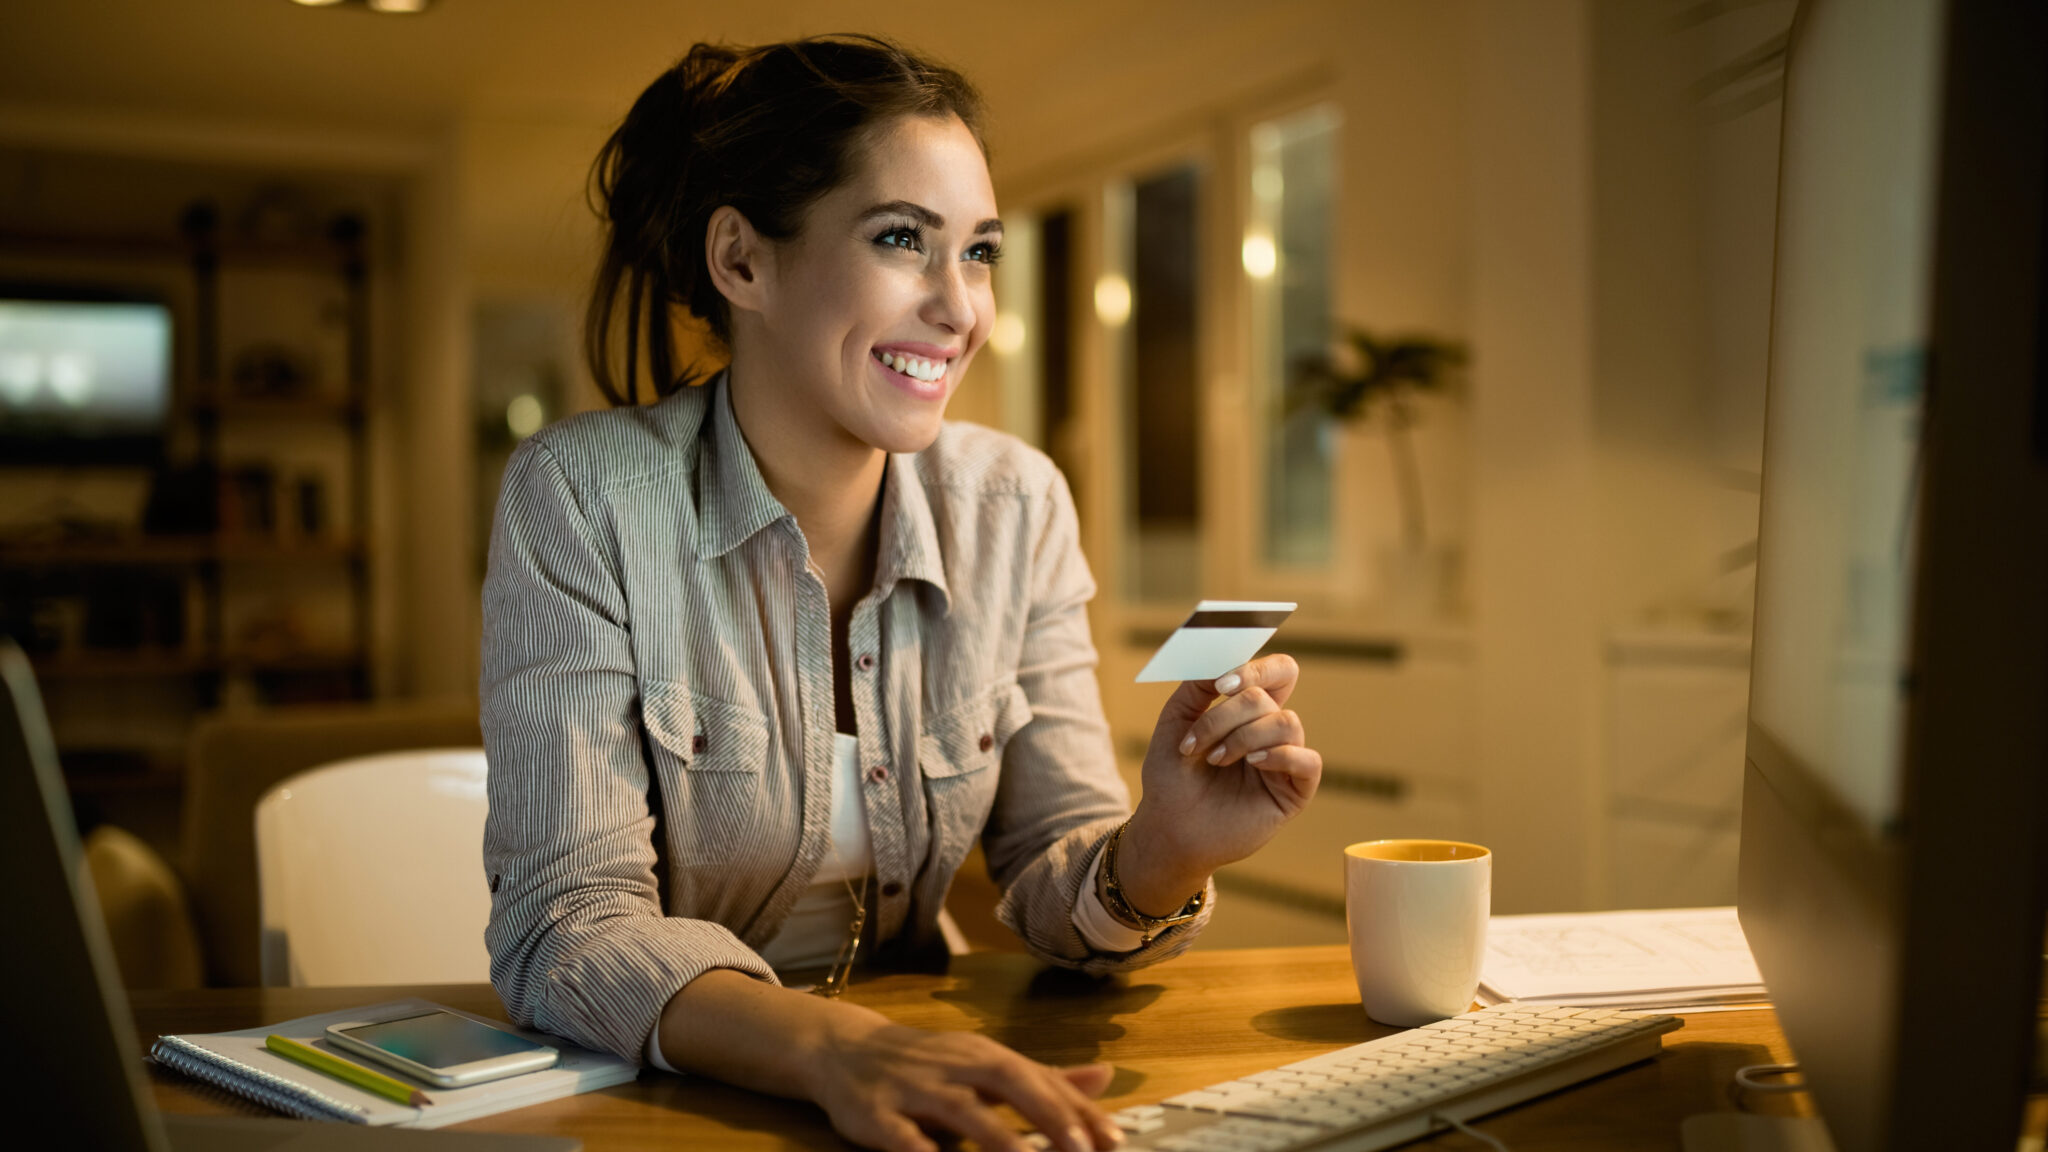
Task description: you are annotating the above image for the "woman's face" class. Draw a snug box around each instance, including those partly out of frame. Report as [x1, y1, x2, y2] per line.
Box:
[751, 113, 999, 457]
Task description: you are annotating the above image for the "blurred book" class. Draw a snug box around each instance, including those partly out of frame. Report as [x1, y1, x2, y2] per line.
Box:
[1477, 906, 1766, 1012]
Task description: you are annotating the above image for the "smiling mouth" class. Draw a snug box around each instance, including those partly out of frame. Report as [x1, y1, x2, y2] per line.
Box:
[872, 349, 949, 383]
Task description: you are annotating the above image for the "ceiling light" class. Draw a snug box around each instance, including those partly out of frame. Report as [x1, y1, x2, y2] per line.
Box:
[290, 0, 346, 6]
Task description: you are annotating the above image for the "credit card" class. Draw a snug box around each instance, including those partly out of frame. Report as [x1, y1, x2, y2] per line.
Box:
[1134, 600, 1297, 683]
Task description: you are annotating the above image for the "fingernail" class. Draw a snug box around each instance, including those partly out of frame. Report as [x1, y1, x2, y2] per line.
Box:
[1247, 749, 1268, 764]
[1179, 734, 1196, 755]
[1216, 671, 1242, 694]
[1066, 1125, 1091, 1152]
[1207, 745, 1226, 765]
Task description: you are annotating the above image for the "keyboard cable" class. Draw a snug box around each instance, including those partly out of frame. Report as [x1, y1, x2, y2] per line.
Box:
[1731, 1062, 1807, 1109]
[1428, 1111, 1512, 1151]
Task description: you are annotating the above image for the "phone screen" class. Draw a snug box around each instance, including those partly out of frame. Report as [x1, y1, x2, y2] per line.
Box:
[337, 1012, 548, 1069]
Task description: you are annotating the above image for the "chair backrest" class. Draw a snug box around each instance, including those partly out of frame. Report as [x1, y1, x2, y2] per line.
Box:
[183, 698, 482, 986]
[254, 749, 491, 987]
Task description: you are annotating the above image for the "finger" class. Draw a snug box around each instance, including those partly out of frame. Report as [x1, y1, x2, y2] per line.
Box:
[1059, 1062, 1114, 1098]
[1179, 687, 1279, 762]
[1052, 1064, 1123, 1148]
[1249, 744, 1322, 800]
[962, 1060, 1095, 1152]
[1208, 708, 1306, 767]
[843, 1107, 940, 1152]
[909, 1084, 1031, 1152]
[1218, 653, 1301, 708]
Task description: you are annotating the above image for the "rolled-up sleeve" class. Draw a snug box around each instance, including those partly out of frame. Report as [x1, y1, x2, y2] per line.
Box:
[481, 438, 775, 1064]
[983, 469, 1213, 973]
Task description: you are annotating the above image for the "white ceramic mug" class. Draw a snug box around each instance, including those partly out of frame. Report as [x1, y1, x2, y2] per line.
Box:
[1344, 839, 1491, 1027]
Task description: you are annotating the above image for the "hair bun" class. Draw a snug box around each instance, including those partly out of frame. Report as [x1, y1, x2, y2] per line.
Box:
[585, 35, 985, 407]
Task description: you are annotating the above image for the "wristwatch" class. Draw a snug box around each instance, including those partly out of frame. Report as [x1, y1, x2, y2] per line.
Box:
[1095, 821, 1207, 944]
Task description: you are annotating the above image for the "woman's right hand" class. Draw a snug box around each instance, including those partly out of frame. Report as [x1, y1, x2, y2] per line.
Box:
[806, 1005, 1122, 1152]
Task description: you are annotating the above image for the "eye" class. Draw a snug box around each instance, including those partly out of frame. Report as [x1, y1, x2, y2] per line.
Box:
[965, 241, 1003, 266]
[875, 224, 925, 253]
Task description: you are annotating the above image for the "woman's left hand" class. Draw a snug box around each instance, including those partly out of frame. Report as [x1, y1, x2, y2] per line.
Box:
[1117, 654, 1322, 915]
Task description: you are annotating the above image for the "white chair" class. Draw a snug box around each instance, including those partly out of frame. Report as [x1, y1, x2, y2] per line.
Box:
[254, 749, 492, 987]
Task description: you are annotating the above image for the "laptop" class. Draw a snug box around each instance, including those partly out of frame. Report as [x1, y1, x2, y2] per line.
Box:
[0, 638, 578, 1151]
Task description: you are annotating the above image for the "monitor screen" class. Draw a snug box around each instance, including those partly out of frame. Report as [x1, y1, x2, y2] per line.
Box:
[1746, 0, 1941, 837]
[1741, 1, 2048, 1148]
[0, 293, 173, 464]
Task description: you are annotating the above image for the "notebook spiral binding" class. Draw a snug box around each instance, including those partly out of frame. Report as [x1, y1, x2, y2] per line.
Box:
[149, 1035, 373, 1124]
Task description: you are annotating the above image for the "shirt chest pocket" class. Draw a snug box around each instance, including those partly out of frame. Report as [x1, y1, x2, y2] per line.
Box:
[918, 680, 1032, 864]
[642, 680, 772, 868]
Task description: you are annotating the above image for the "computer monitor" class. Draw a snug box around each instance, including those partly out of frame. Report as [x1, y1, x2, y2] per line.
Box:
[1739, 1, 2048, 1149]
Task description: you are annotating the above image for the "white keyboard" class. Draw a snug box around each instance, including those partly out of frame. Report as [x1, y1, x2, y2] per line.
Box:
[1055, 1003, 1684, 1152]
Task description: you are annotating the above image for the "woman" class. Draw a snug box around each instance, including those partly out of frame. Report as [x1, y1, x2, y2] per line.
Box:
[481, 35, 1323, 1152]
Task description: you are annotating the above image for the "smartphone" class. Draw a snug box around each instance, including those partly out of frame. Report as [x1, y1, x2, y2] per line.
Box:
[325, 1010, 558, 1088]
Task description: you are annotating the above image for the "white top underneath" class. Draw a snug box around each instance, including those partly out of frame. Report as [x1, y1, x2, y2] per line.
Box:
[759, 733, 872, 972]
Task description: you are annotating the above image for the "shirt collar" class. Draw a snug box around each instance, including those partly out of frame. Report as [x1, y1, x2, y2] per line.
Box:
[694, 372, 787, 560]
[696, 373, 954, 612]
[877, 451, 952, 611]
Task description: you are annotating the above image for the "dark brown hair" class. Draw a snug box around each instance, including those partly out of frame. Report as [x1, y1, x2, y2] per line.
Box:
[585, 34, 987, 406]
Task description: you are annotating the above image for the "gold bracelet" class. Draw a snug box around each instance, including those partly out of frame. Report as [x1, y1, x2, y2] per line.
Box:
[1095, 820, 1206, 944]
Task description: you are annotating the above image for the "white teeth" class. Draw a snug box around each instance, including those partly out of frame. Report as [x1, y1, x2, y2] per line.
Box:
[876, 351, 945, 382]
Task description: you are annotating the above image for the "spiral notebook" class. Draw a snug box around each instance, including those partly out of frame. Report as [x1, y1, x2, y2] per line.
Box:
[149, 998, 638, 1128]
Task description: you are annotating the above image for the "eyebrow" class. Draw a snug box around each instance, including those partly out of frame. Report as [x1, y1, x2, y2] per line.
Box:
[861, 200, 1003, 236]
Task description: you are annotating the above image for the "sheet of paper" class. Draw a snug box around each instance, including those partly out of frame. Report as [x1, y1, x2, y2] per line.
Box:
[1479, 906, 1763, 1005]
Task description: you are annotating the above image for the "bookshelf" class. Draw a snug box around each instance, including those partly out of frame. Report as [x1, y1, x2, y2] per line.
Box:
[0, 198, 378, 797]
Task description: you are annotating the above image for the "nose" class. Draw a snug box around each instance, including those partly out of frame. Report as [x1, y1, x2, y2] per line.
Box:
[920, 258, 979, 336]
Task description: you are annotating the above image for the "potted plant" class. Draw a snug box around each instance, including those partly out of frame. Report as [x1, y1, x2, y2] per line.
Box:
[1289, 326, 1467, 556]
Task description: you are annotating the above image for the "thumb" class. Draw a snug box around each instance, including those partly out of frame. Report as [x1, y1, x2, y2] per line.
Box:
[1059, 1062, 1115, 1098]
[1155, 676, 1222, 732]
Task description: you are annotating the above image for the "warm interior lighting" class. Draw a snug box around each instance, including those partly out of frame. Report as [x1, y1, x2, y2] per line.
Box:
[1093, 275, 1132, 327]
[289, 0, 434, 11]
[1242, 232, 1279, 280]
[506, 395, 544, 439]
[1252, 164, 1284, 204]
[990, 313, 1027, 356]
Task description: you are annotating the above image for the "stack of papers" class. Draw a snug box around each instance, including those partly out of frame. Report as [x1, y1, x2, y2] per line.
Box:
[1477, 906, 1767, 1012]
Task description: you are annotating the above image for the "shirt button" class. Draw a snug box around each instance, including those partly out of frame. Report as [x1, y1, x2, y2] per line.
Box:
[978, 733, 994, 753]
[881, 881, 904, 898]
[867, 765, 889, 784]
[691, 734, 707, 754]
[856, 653, 876, 672]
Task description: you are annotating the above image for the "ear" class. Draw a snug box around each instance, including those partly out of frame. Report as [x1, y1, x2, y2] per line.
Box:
[704, 205, 771, 318]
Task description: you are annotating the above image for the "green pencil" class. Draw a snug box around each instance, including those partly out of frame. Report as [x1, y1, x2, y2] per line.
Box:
[265, 1033, 434, 1107]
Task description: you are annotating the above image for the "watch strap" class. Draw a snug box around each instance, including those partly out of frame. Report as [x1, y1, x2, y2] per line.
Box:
[1095, 821, 1206, 944]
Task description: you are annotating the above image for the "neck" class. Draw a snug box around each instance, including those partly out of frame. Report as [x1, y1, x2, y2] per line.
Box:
[725, 364, 887, 567]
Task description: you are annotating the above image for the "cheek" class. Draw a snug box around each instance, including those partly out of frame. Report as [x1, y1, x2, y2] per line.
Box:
[967, 281, 998, 347]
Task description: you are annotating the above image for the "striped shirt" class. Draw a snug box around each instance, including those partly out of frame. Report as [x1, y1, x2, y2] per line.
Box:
[480, 374, 1212, 1063]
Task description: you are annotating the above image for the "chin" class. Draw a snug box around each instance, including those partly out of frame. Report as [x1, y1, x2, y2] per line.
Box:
[866, 410, 949, 456]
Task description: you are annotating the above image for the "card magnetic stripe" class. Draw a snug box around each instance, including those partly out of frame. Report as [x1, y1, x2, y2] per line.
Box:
[1181, 610, 1294, 629]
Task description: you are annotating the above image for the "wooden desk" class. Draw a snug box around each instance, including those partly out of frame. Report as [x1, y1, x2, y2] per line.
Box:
[135, 945, 1807, 1150]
